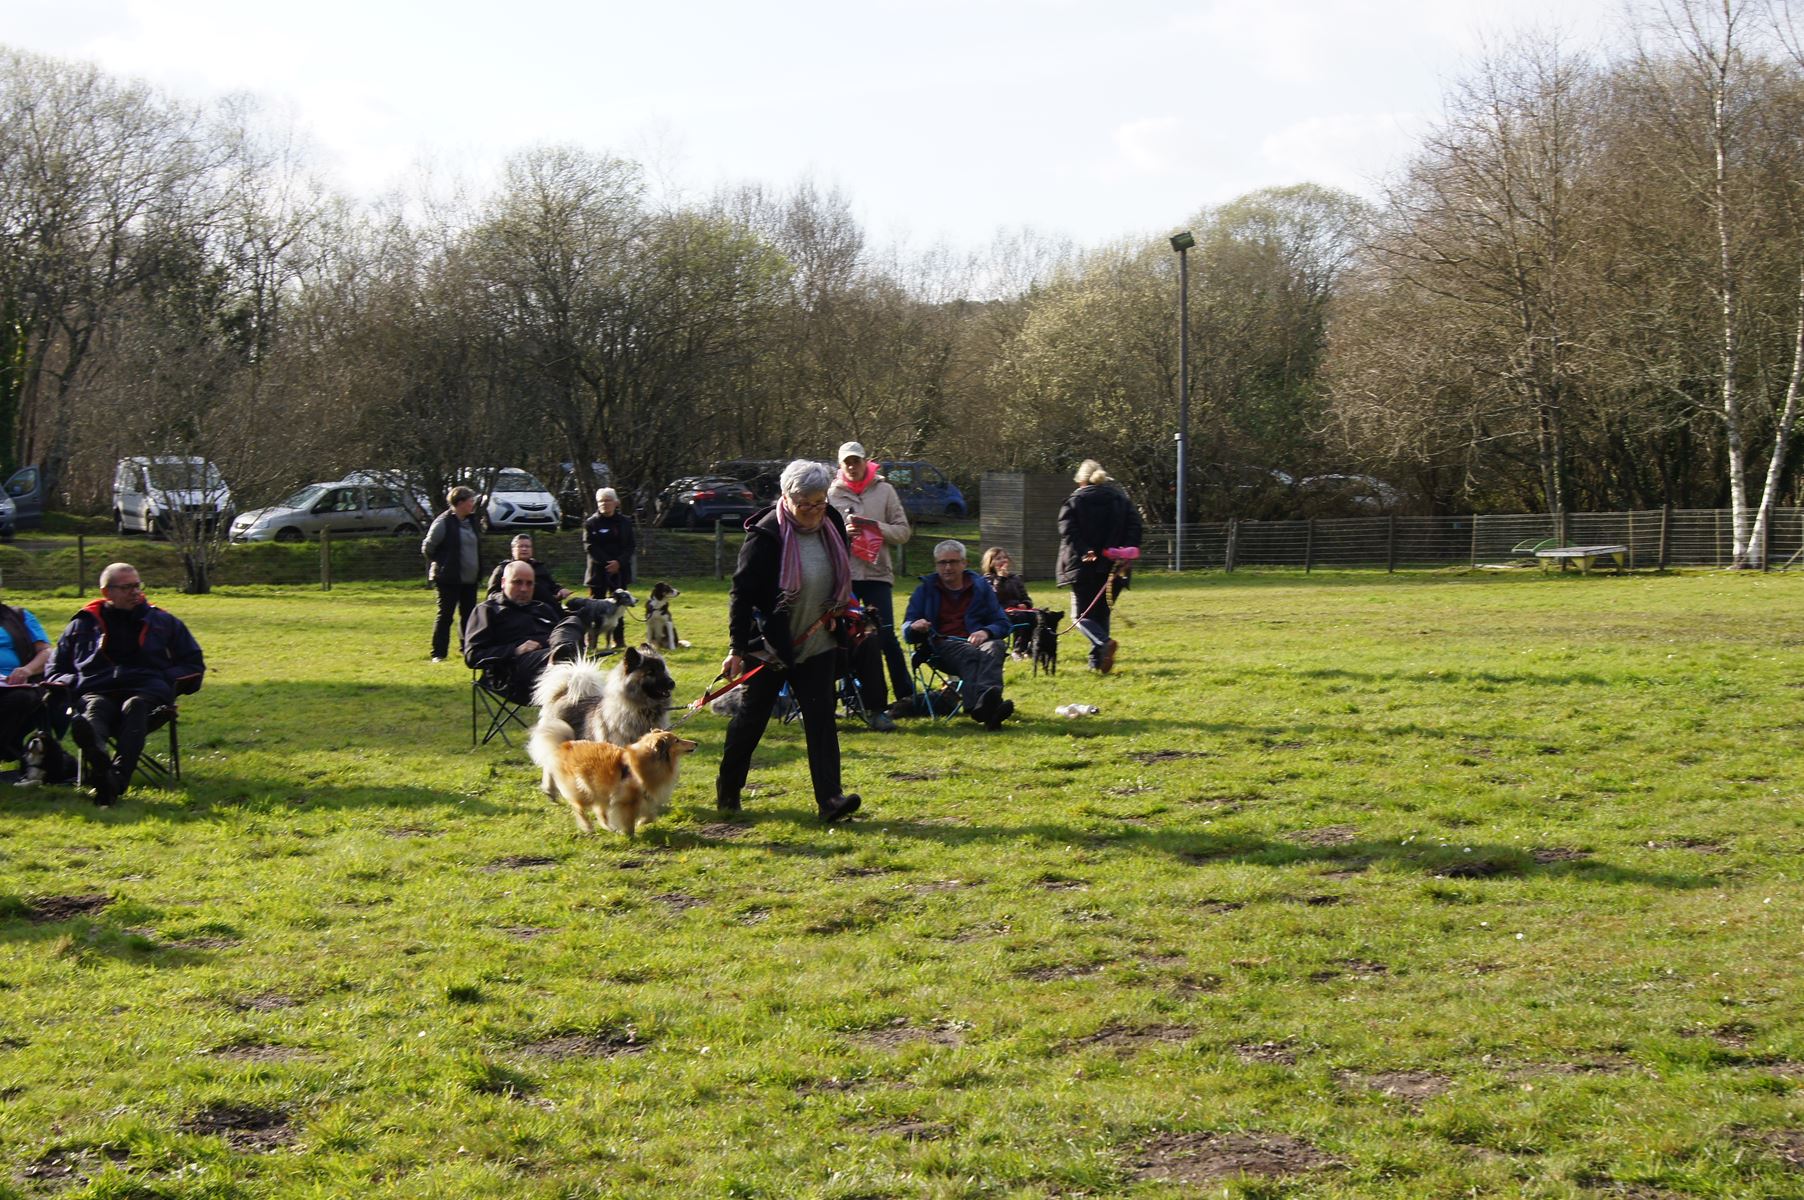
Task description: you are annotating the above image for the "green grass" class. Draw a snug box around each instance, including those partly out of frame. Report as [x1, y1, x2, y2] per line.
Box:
[1, 570, 1802, 1198]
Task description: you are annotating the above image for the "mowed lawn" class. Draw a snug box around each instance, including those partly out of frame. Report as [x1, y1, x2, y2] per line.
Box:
[1, 570, 1802, 1198]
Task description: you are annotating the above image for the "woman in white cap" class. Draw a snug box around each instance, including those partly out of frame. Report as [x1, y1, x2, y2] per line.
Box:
[827, 441, 913, 726]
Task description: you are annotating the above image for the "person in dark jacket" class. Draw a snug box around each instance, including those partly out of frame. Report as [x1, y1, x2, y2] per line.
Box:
[463, 562, 588, 701]
[485, 533, 572, 606]
[1055, 460, 1143, 674]
[422, 486, 482, 662]
[716, 460, 863, 823]
[903, 540, 1015, 729]
[583, 488, 636, 651]
[980, 546, 1034, 659]
[48, 562, 204, 806]
[0, 595, 52, 770]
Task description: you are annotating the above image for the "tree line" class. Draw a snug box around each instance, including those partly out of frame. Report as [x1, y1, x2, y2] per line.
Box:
[4, 0, 1802, 573]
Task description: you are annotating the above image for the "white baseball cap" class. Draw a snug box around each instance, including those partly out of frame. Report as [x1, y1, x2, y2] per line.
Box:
[837, 441, 867, 462]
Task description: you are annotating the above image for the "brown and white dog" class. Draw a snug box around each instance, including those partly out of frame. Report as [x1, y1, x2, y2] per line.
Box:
[642, 581, 689, 650]
[528, 725, 698, 836]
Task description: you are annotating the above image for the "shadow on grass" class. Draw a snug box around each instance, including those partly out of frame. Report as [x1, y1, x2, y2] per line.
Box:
[657, 808, 1716, 890]
[0, 776, 511, 823]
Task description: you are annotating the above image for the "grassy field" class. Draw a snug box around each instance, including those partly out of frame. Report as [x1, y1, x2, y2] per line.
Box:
[1, 569, 1801, 1198]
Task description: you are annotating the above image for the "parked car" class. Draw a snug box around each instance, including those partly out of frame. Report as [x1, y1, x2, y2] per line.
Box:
[229, 480, 426, 543]
[0, 491, 15, 541]
[341, 469, 435, 518]
[883, 461, 967, 519]
[3, 465, 45, 530]
[708, 458, 786, 504]
[652, 475, 759, 528]
[113, 456, 233, 537]
[1295, 473, 1405, 516]
[556, 461, 613, 527]
[473, 468, 560, 531]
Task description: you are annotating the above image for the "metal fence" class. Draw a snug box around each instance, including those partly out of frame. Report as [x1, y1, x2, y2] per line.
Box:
[1148, 508, 1804, 572]
[1, 508, 1798, 594]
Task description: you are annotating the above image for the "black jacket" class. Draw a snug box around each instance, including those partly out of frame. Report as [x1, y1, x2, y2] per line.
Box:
[1056, 484, 1143, 587]
[728, 503, 850, 669]
[48, 598, 205, 704]
[462, 597, 562, 672]
[583, 512, 636, 588]
[485, 557, 564, 605]
[422, 510, 481, 584]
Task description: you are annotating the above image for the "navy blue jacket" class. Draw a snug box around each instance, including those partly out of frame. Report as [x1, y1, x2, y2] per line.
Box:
[903, 571, 1010, 643]
[48, 599, 205, 704]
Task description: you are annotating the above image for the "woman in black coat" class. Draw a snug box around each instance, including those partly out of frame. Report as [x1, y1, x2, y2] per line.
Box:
[1055, 460, 1143, 674]
[716, 460, 862, 824]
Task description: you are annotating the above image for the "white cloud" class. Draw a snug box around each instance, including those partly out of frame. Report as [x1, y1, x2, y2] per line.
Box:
[1260, 111, 1427, 196]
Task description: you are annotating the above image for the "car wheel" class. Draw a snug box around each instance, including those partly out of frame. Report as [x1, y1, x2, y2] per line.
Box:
[274, 527, 304, 543]
[146, 510, 166, 540]
[945, 503, 964, 517]
[114, 509, 130, 536]
[393, 523, 419, 536]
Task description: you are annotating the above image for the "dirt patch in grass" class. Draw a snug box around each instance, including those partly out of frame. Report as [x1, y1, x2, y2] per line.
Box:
[382, 826, 438, 838]
[697, 822, 750, 840]
[846, 1018, 968, 1049]
[1531, 846, 1591, 864]
[1068, 1023, 1197, 1052]
[614, 858, 647, 869]
[835, 865, 892, 878]
[485, 855, 559, 872]
[1106, 784, 1157, 796]
[231, 992, 301, 1012]
[1194, 899, 1245, 914]
[181, 1103, 295, 1152]
[1236, 1041, 1299, 1065]
[1290, 825, 1358, 846]
[209, 1042, 312, 1063]
[1740, 1128, 1804, 1170]
[652, 892, 703, 913]
[497, 925, 549, 940]
[17, 1146, 129, 1189]
[1335, 1069, 1451, 1104]
[1297, 894, 1346, 907]
[1316, 860, 1372, 879]
[867, 1118, 953, 1141]
[1018, 962, 1104, 982]
[1129, 749, 1207, 765]
[1436, 858, 1524, 879]
[1173, 973, 1224, 995]
[887, 769, 943, 781]
[734, 907, 770, 925]
[906, 879, 971, 894]
[1126, 1130, 1339, 1184]
[25, 893, 113, 923]
[1315, 958, 1388, 980]
[1645, 837, 1727, 853]
[1503, 1057, 1634, 1079]
[518, 1031, 646, 1059]
[1037, 878, 1089, 891]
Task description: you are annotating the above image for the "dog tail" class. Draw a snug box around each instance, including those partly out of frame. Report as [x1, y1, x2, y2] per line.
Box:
[527, 716, 579, 776]
[532, 658, 608, 710]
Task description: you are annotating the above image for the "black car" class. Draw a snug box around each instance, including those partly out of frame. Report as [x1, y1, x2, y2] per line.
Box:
[708, 459, 787, 504]
[653, 476, 759, 528]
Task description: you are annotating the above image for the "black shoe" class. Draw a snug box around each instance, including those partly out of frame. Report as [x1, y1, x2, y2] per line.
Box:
[985, 699, 1015, 731]
[865, 712, 897, 733]
[90, 766, 116, 807]
[968, 687, 1001, 724]
[818, 793, 861, 823]
[716, 785, 742, 814]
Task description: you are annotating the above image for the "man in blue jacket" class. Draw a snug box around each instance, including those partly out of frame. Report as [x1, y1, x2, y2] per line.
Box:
[903, 540, 1014, 729]
[49, 562, 205, 806]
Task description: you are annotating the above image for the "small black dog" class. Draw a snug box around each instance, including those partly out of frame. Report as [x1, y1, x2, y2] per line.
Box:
[17, 731, 78, 787]
[1029, 608, 1060, 676]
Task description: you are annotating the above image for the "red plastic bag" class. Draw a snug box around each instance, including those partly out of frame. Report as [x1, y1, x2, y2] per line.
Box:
[850, 522, 884, 564]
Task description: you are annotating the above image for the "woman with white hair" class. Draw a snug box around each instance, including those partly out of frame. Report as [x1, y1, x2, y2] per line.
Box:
[583, 486, 636, 649]
[1055, 459, 1143, 673]
[716, 459, 863, 823]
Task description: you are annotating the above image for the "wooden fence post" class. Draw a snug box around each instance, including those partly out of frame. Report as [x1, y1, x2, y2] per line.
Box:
[1469, 515, 1478, 569]
[714, 520, 725, 580]
[1225, 519, 1238, 573]
[1659, 504, 1672, 570]
[321, 528, 332, 591]
[1304, 519, 1315, 574]
[1386, 515, 1397, 573]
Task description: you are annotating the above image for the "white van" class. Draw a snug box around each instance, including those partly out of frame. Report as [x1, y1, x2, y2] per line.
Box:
[113, 456, 234, 537]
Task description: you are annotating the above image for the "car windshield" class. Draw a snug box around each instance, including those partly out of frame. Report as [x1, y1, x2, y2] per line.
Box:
[146, 461, 224, 490]
[491, 470, 543, 492]
[276, 485, 328, 510]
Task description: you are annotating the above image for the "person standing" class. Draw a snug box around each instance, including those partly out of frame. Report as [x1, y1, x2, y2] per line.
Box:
[422, 486, 482, 663]
[1056, 460, 1143, 674]
[827, 441, 912, 727]
[717, 460, 863, 823]
[583, 487, 636, 651]
[49, 563, 204, 806]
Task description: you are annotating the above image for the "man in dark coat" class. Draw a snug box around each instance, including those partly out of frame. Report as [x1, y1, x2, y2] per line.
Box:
[1055, 460, 1144, 673]
[48, 562, 205, 806]
[463, 562, 589, 701]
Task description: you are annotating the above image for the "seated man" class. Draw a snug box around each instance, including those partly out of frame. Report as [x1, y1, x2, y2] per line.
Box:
[484, 533, 573, 606]
[48, 562, 205, 806]
[463, 561, 590, 701]
[902, 539, 1014, 730]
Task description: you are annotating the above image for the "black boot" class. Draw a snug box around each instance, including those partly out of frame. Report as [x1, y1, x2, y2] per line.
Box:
[716, 781, 742, 814]
[818, 793, 861, 823]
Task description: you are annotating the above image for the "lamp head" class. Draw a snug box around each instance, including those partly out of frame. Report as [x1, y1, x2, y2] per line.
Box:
[1170, 230, 1196, 252]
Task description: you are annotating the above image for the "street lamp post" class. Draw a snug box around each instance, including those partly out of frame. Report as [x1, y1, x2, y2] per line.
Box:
[1170, 230, 1195, 571]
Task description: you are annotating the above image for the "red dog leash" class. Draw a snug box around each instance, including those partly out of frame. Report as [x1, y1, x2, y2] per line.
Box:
[671, 608, 841, 727]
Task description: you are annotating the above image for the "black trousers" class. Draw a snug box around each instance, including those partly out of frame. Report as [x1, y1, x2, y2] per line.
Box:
[432, 578, 477, 659]
[0, 686, 44, 761]
[1070, 570, 1114, 667]
[74, 692, 152, 782]
[717, 651, 841, 807]
[851, 581, 913, 701]
[495, 616, 589, 702]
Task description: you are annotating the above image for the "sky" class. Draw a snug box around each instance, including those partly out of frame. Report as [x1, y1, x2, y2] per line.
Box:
[4, 0, 1626, 252]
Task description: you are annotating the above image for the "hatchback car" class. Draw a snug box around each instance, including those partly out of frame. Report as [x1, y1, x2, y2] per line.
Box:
[230, 481, 425, 542]
[653, 476, 759, 528]
[883, 461, 967, 519]
[474, 468, 561, 531]
[708, 459, 786, 504]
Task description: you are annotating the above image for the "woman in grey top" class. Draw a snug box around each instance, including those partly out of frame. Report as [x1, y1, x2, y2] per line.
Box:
[717, 460, 863, 823]
[421, 486, 483, 662]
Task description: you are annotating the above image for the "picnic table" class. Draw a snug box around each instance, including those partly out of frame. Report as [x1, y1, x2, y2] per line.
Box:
[1530, 543, 1629, 574]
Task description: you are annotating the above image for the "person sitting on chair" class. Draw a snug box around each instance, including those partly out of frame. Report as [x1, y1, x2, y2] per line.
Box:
[0, 589, 53, 776]
[463, 561, 590, 701]
[48, 562, 205, 806]
[485, 534, 573, 606]
[902, 540, 1014, 730]
[980, 546, 1034, 660]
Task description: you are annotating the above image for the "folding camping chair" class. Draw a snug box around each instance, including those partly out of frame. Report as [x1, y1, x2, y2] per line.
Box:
[908, 638, 966, 721]
[472, 669, 534, 747]
[49, 685, 183, 786]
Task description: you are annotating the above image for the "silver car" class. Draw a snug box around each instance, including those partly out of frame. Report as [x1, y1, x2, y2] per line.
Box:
[229, 481, 425, 543]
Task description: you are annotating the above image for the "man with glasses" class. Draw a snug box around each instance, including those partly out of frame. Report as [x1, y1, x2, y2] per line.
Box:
[902, 540, 1015, 730]
[48, 563, 205, 805]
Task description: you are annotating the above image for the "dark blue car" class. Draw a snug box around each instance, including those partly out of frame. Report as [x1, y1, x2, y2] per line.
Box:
[883, 461, 967, 519]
